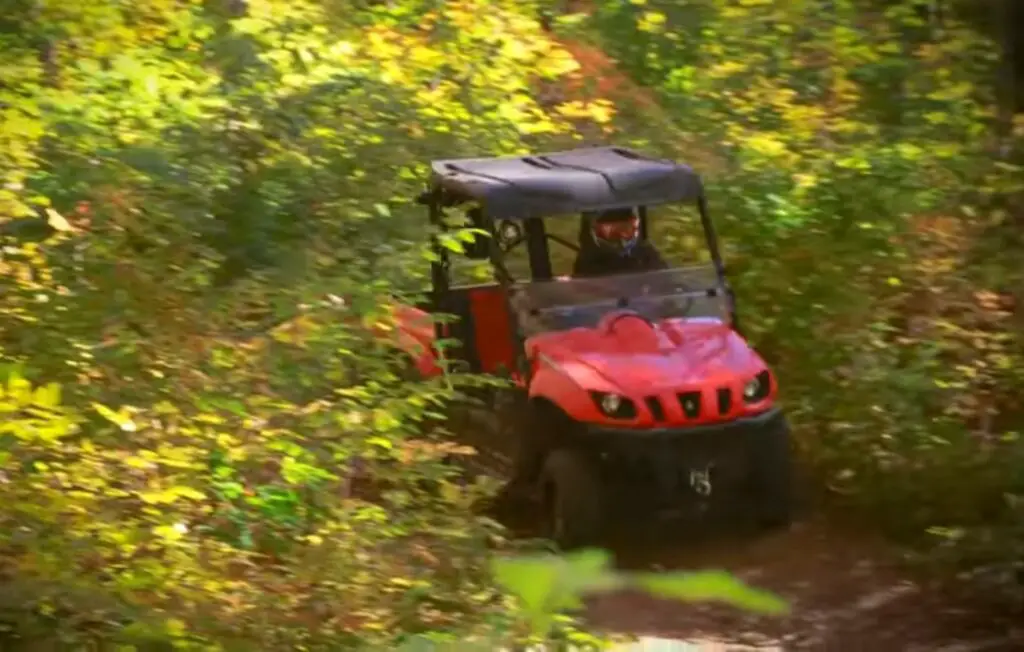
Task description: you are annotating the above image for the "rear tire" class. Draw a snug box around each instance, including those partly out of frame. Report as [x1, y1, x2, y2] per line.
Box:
[541, 449, 604, 549]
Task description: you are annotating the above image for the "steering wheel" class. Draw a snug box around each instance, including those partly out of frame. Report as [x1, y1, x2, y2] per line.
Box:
[602, 310, 656, 332]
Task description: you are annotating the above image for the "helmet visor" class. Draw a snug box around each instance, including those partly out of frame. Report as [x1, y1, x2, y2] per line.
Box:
[593, 215, 640, 253]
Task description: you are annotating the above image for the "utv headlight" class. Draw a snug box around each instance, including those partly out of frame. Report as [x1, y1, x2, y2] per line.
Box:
[590, 391, 637, 419]
[601, 393, 621, 413]
[743, 370, 772, 403]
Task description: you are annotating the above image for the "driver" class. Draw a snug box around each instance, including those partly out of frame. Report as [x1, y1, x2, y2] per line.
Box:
[571, 207, 668, 277]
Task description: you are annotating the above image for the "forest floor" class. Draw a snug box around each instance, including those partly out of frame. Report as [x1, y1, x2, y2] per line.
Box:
[584, 513, 1024, 651]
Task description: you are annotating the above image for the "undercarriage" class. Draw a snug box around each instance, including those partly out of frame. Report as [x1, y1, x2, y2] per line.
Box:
[446, 390, 793, 547]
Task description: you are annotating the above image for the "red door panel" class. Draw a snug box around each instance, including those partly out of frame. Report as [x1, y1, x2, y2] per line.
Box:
[467, 285, 516, 375]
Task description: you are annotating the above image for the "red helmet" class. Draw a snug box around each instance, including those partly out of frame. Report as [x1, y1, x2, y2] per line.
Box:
[588, 208, 640, 256]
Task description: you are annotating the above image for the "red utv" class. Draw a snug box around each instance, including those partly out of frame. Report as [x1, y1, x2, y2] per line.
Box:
[397, 146, 792, 548]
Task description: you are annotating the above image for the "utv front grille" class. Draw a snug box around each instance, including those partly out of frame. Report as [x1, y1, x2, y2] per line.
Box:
[677, 391, 701, 419]
[717, 387, 732, 416]
[644, 396, 665, 422]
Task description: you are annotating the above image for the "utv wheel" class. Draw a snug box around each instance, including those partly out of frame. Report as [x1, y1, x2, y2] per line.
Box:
[748, 419, 794, 529]
[540, 449, 603, 549]
[496, 398, 554, 506]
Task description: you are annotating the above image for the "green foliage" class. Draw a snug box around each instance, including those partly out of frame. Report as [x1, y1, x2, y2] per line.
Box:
[492, 549, 787, 640]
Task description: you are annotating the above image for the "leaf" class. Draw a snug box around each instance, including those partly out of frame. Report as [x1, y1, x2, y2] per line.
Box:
[45, 209, 74, 232]
[153, 525, 185, 542]
[139, 485, 205, 504]
[491, 549, 620, 637]
[633, 570, 789, 615]
[438, 236, 465, 254]
[366, 436, 393, 450]
[6, 373, 32, 404]
[32, 383, 61, 409]
[492, 555, 560, 625]
[92, 402, 137, 432]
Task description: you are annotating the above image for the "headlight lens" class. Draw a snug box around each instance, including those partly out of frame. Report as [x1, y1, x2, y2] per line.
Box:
[590, 391, 636, 419]
[743, 370, 772, 403]
[601, 393, 621, 413]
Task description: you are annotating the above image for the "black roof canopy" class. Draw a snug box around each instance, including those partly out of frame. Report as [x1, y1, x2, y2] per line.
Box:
[428, 146, 704, 220]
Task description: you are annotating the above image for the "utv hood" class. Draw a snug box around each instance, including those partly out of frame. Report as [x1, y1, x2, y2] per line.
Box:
[527, 317, 765, 393]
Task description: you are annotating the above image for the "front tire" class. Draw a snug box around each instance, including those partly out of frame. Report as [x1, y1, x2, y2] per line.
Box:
[748, 418, 794, 529]
[540, 449, 604, 549]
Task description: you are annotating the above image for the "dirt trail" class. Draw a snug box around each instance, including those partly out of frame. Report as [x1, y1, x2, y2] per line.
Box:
[584, 514, 1023, 651]
[471, 414, 1021, 650]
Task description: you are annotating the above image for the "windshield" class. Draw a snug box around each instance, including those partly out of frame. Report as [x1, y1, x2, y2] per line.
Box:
[510, 266, 729, 336]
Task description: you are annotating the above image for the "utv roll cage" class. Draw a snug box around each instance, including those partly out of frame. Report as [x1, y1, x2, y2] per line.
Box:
[416, 146, 738, 377]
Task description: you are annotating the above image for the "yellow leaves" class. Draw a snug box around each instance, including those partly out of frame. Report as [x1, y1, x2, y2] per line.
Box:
[763, 85, 798, 108]
[1, 372, 32, 405]
[139, 484, 205, 505]
[30, 382, 60, 409]
[793, 173, 818, 190]
[897, 143, 924, 161]
[500, 39, 534, 63]
[371, 408, 400, 433]
[44, 208, 75, 232]
[553, 99, 615, 125]
[835, 155, 872, 171]
[152, 523, 188, 542]
[164, 618, 187, 637]
[408, 44, 442, 68]
[496, 93, 536, 125]
[744, 133, 789, 158]
[270, 314, 317, 346]
[637, 11, 667, 33]
[587, 102, 615, 125]
[535, 48, 579, 78]
[830, 74, 861, 106]
[831, 116, 865, 135]
[93, 402, 137, 432]
[441, 0, 483, 31]
[364, 29, 404, 61]
[706, 60, 748, 79]
[123, 445, 202, 472]
[328, 40, 356, 60]
[781, 104, 826, 138]
[124, 454, 156, 470]
[414, 80, 457, 106]
[927, 81, 974, 102]
[932, 143, 962, 159]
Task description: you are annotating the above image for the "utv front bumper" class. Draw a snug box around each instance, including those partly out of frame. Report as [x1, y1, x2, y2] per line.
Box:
[575, 407, 791, 511]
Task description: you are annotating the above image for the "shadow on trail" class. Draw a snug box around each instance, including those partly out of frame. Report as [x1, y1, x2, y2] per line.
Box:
[598, 515, 1023, 651]
[494, 501, 1021, 651]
